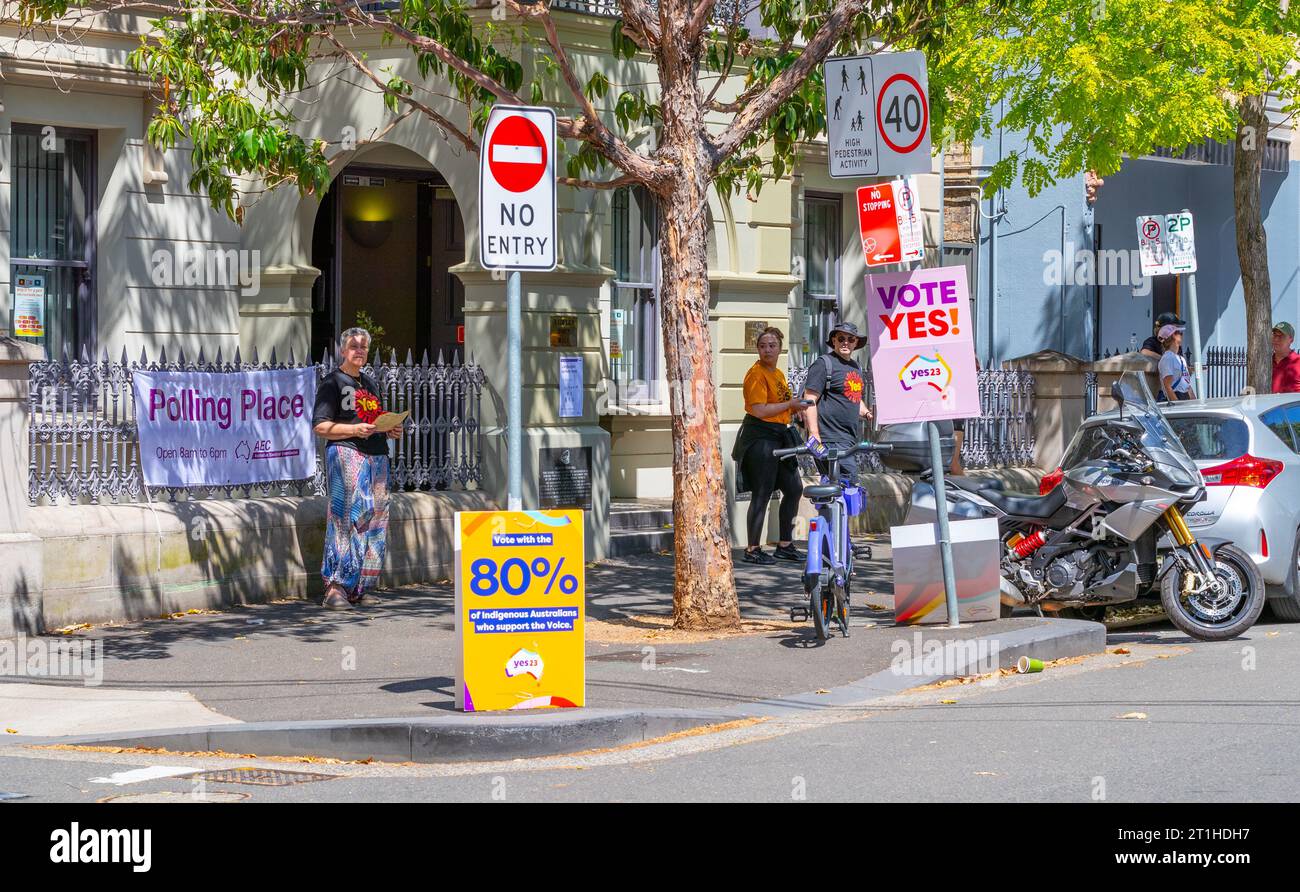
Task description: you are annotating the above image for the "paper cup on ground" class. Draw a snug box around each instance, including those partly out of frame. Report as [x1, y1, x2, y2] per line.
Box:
[1016, 656, 1044, 674]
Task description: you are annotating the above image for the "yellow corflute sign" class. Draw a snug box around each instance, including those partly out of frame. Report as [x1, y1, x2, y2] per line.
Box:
[453, 510, 585, 711]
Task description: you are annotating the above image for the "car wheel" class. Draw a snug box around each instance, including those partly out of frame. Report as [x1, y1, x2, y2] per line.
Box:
[1271, 528, 1300, 622]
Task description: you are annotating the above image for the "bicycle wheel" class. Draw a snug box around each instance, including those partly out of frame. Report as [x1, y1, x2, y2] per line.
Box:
[809, 578, 832, 640]
[836, 578, 851, 637]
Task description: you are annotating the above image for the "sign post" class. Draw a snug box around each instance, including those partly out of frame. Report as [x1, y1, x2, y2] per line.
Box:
[479, 105, 557, 511]
[1137, 210, 1201, 395]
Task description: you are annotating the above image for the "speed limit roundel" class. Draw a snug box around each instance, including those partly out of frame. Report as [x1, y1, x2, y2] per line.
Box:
[875, 73, 929, 155]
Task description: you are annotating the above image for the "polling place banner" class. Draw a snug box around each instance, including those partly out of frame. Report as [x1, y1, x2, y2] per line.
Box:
[132, 368, 318, 487]
[865, 265, 980, 425]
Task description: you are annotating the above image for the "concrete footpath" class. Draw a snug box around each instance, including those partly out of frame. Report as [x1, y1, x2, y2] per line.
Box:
[0, 539, 1106, 759]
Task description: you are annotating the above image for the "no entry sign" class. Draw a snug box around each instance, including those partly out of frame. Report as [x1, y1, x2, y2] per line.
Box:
[824, 50, 932, 178]
[480, 105, 556, 271]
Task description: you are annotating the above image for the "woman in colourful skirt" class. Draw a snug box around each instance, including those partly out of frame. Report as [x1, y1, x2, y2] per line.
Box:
[312, 327, 403, 608]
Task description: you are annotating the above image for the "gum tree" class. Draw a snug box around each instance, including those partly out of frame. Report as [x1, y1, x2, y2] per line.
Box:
[13, 0, 966, 628]
[930, 0, 1300, 392]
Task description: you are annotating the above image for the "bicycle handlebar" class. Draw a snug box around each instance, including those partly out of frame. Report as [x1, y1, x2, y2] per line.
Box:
[772, 440, 893, 460]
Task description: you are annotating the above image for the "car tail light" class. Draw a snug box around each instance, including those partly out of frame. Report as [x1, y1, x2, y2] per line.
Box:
[1039, 467, 1063, 495]
[1201, 454, 1284, 489]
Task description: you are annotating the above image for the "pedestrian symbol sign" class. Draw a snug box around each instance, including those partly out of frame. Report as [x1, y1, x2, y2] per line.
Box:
[479, 105, 557, 271]
[824, 51, 932, 179]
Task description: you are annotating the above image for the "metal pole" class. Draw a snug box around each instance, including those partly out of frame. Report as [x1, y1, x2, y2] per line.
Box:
[1183, 209, 1205, 397]
[507, 269, 522, 511]
[928, 420, 961, 628]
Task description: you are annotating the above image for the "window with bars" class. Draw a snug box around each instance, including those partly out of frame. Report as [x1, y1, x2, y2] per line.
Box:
[8, 124, 96, 358]
[802, 193, 842, 363]
[610, 185, 659, 404]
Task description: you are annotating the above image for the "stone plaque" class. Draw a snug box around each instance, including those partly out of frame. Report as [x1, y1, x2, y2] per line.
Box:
[538, 446, 593, 510]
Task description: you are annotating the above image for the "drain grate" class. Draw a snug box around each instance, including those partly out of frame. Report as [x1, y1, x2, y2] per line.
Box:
[195, 768, 339, 787]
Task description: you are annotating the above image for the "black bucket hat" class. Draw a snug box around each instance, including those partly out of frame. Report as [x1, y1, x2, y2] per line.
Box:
[826, 321, 867, 351]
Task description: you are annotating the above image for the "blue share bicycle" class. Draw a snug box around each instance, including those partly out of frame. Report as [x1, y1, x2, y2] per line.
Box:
[772, 440, 893, 640]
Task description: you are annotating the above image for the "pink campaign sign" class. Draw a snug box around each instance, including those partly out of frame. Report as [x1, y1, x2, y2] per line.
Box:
[864, 265, 980, 425]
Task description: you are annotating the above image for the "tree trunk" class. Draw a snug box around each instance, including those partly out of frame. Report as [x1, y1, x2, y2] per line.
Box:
[654, 16, 740, 631]
[1235, 93, 1273, 394]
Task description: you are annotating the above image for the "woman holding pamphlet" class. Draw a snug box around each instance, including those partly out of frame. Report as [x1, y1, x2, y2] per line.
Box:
[312, 327, 407, 609]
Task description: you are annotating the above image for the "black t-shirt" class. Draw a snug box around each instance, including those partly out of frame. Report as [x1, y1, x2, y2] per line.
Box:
[802, 353, 866, 447]
[312, 370, 389, 456]
[1140, 335, 1162, 355]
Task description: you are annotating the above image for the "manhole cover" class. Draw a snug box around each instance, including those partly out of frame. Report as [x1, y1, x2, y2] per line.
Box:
[587, 650, 706, 664]
[99, 791, 249, 803]
[195, 768, 339, 787]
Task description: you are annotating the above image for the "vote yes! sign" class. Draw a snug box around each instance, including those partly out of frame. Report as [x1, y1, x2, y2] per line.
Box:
[865, 265, 980, 425]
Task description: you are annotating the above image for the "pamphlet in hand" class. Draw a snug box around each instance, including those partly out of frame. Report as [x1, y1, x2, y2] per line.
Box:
[371, 410, 410, 432]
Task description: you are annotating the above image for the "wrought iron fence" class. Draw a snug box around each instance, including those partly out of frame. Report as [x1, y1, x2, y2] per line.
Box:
[1084, 346, 1250, 416]
[28, 345, 484, 506]
[786, 362, 1035, 470]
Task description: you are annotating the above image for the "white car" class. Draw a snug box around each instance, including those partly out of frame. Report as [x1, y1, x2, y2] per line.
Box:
[1058, 394, 1300, 620]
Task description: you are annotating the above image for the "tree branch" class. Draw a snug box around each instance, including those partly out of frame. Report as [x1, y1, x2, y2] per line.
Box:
[709, 0, 871, 167]
[559, 173, 639, 190]
[686, 0, 721, 45]
[322, 31, 479, 156]
[618, 0, 663, 50]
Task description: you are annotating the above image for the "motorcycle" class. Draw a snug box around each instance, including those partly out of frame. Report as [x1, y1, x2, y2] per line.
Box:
[906, 371, 1265, 641]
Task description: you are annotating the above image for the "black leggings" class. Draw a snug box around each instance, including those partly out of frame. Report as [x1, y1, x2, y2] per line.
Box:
[742, 439, 804, 548]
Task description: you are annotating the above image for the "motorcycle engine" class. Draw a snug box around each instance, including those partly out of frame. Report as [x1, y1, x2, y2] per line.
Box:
[1044, 549, 1097, 593]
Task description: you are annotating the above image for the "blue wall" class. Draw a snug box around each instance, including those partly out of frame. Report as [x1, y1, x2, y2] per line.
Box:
[973, 127, 1300, 362]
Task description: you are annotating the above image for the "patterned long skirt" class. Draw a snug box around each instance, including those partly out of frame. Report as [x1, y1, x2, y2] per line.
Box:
[322, 444, 391, 595]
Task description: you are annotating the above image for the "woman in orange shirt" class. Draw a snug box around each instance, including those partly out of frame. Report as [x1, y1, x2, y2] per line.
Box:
[733, 327, 806, 565]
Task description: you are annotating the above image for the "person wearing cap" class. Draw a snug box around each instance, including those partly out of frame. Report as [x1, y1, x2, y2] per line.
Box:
[1157, 323, 1194, 401]
[1272, 322, 1300, 393]
[801, 321, 873, 483]
[1141, 312, 1186, 360]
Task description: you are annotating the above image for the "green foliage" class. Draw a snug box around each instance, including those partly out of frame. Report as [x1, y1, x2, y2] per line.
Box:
[929, 0, 1300, 197]
[353, 310, 392, 365]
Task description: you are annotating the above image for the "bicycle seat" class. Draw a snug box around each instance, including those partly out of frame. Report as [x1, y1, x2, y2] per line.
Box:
[979, 485, 1066, 520]
[803, 484, 842, 501]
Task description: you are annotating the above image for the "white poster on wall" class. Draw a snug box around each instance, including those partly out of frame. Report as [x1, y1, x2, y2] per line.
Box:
[559, 354, 583, 418]
[132, 368, 318, 487]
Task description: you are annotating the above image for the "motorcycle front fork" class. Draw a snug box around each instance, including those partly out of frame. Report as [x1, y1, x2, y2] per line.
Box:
[1162, 506, 1222, 594]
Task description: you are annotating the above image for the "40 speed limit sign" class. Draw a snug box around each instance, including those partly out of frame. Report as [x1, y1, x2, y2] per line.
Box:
[824, 50, 932, 178]
[454, 509, 585, 711]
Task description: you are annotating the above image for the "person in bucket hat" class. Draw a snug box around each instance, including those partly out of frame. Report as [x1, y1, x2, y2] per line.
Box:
[1272, 321, 1300, 393]
[800, 320, 873, 487]
[1140, 311, 1186, 359]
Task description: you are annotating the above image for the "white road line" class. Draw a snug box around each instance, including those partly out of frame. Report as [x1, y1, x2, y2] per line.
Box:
[90, 766, 203, 786]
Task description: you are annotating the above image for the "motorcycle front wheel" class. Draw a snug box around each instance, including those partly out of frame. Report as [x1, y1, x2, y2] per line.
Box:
[1160, 544, 1265, 641]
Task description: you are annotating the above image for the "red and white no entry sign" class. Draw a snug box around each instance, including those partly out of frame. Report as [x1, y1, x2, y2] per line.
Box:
[479, 105, 556, 271]
[488, 115, 549, 194]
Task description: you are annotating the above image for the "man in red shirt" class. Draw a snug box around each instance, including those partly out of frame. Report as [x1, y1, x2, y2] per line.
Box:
[1272, 322, 1300, 392]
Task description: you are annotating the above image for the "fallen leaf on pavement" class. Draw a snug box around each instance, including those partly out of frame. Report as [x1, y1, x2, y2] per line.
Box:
[53, 623, 91, 635]
[1266, 631, 1280, 637]
[5, 729, 17, 734]
[1111, 647, 1131, 655]
[1116, 711, 1147, 720]
[815, 689, 830, 694]
[939, 699, 957, 704]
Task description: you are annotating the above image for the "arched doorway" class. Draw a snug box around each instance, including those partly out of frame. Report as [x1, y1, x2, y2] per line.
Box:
[310, 152, 465, 362]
